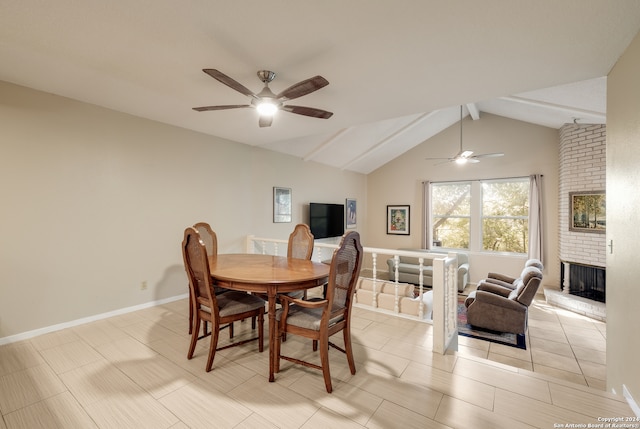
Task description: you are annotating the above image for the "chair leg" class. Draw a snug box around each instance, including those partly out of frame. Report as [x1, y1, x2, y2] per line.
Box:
[229, 322, 234, 339]
[275, 319, 281, 373]
[206, 325, 220, 372]
[258, 311, 264, 353]
[188, 289, 193, 334]
[343, 327, 356, 375]
[319, 336, 332, 393]
[187, 317, 200, 359]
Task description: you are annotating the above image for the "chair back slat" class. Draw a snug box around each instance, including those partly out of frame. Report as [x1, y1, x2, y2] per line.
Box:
[326, 231, 363, 314]
[183, 227, 217, 311]
[193, 222, 227, 294]
[288, 223, 314, 260]
[193, 222, 218, 260]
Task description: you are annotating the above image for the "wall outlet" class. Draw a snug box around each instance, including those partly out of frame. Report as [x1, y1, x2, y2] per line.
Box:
[140, 281, 147, 290]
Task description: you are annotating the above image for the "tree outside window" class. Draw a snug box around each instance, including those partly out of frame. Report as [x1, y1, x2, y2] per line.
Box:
[430, 178, 529, 254]
[481, 179, 529, 253]
[431, 182, 471, 249]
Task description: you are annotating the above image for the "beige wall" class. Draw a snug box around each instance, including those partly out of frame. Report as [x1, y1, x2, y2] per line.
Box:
[607, 29, 640, 403]
[0, 81, 366, 339]
[366, 113, 561, 286]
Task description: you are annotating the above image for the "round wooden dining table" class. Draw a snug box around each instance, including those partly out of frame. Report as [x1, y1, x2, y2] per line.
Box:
[208, 253, 330, 382]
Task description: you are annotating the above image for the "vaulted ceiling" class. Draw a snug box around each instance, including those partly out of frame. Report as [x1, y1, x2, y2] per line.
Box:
[2, 1, 639, 173]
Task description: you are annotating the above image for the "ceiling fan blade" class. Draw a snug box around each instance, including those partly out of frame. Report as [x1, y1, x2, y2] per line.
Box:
[282, 105, 333, 119]
[424, 156, 456, 166]
[276, 76, 329, 100]
[202, 69, 257, 99]
[472, 153, 504, 159]
[258, 115, 273, 128]
[192, 105, 251, 112]
[435, 159, 456, 165]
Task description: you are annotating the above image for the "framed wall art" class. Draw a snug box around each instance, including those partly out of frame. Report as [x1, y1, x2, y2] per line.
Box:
[273, 187, 292, 223]
[387, 205, 410, 235]
[346, 198, 357, 229]
[569, 191, 605, 233]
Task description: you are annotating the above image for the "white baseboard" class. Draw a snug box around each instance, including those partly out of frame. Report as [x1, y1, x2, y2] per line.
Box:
[623, 385, 640, 418]
[0, 293, 189, 346]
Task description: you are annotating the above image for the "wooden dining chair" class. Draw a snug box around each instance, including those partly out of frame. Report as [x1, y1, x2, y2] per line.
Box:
[280, 223, 315, 342]
[285, 223, 315, 301]
[262, 223, 315, 306]
[188, 222, 229, 334]
[182, 227, 265, 372]
[275, 231, 363, 393]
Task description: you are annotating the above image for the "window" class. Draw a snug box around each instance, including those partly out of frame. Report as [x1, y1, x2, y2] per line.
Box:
[430, 178, 529, 254]
[481, 179, 529, 253]
[431, 182, 471, 249]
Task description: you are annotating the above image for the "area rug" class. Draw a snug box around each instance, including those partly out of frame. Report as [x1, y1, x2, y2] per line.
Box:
[457, 298, 526, 349]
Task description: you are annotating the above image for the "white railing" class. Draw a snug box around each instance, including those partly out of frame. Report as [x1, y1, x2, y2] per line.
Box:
[246, 235, 459, 354]
[432, 254, 459, 354]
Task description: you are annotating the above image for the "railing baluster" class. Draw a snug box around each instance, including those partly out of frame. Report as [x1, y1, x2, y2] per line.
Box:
[371, 252, 379, 308]
[372, 253, 377, 283]
[418, 257, 424, 319]
[372, 275, 378, 309]
[394, 281, 399, 314]
[393, 255, 399, 283]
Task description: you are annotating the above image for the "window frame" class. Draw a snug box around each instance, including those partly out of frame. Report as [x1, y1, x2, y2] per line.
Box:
[480, 178, 530, 254]
[430, 181, 471, 250]
[430, 177, 530, 255]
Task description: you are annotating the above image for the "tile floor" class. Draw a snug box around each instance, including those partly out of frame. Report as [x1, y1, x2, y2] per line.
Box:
[0, 292, 633, 429]
[458, 289, 608, 391]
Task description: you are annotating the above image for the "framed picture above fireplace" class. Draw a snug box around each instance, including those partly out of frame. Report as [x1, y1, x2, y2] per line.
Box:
[569, 191, 606, 233]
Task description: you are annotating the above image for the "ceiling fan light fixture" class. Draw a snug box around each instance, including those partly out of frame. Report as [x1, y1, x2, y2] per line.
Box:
[256, 99, 278, 116]
[455, 157, 468, 165]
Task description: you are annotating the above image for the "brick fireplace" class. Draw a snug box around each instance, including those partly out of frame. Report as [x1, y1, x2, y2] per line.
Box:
[545, 123, 606, 320]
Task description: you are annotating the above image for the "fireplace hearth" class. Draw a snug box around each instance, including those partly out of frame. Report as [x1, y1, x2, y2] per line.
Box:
[561, 261, 606, 303]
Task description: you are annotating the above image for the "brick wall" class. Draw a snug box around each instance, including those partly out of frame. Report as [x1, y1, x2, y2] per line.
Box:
[558, 124, 606, 267]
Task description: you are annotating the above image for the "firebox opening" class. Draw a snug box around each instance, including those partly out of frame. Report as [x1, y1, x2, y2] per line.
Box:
[561, 261, 606, 303]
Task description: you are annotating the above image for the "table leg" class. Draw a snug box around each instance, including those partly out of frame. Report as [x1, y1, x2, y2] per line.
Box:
[268, 286, 277, 382]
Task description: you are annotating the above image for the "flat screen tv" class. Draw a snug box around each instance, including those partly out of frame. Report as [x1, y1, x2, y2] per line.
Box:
[309, 202, 345, 239]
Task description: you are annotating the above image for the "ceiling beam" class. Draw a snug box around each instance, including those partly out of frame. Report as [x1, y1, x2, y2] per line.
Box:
[303, 128, 352, 161]
[340, 111, 436, 171]
[466, 103, 480, 120]
[499, 96, 606, 121]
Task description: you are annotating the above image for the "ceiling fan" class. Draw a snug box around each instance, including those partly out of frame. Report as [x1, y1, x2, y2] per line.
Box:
[192, 69, 333, 127]
[426, 105, 504, 165]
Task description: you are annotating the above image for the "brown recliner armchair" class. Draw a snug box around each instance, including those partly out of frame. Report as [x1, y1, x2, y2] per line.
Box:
[464, 267, 543, 346]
